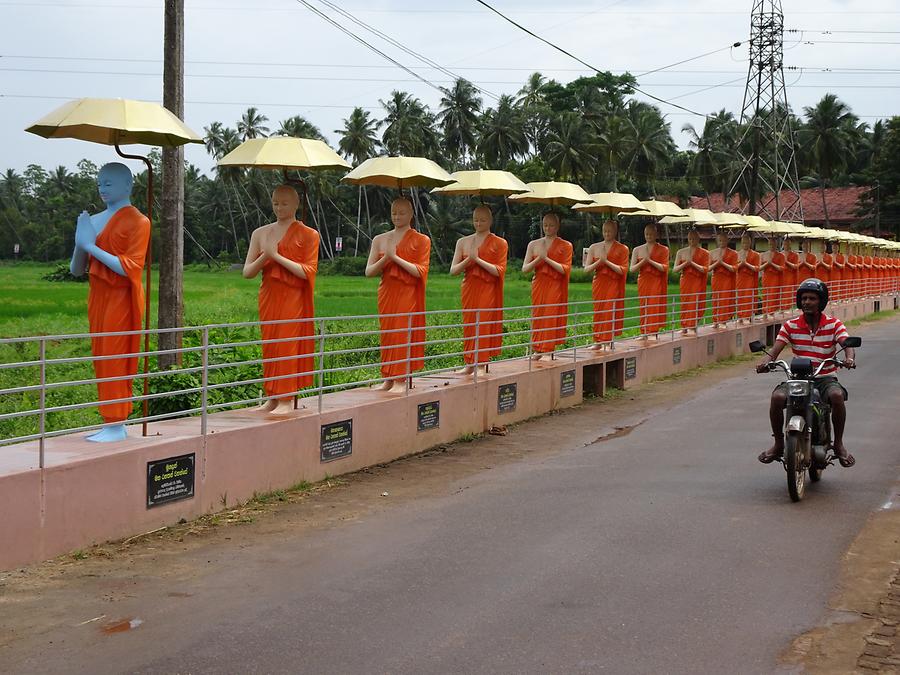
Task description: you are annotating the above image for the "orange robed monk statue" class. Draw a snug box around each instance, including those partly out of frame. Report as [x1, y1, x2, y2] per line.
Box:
[709, 230, 738, 328]
[735, 233, 761, 323]
[523, 212, 573, 360]
[449, 205, 507, 375]
[585, 219, 629, 350]
[366, 197, 431, 392]
[630, 222, 669, 340]
[69, 162, 150, 442]
[243, 185, 319, 416]
[672, 228, 709, 334]
[760, 235, 785, 318]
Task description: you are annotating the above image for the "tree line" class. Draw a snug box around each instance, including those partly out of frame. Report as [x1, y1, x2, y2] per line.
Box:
[1, 72, 898, 266]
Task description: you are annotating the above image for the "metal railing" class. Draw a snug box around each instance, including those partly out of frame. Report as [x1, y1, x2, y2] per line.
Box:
[2, 276, 897, 463]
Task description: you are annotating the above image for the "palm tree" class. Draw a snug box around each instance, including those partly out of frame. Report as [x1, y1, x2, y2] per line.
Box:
[277, 115, 324, 140]
[799, 94, 858, 226]
[596, 114, 630, 191]
[515, 72, 547, 109]
[682, 109, 737, 207]
[625, 102, 675, 192]
[337, 107, 380, 165]
[437, 78, 482, 168]
[48, 166, 76, 196]
[543, 112, 597, 185]
[336, 107, 381, 249]
[379, 91, 440, 159]
[477, 95, 528, 167]
[238, 107, 270, 141]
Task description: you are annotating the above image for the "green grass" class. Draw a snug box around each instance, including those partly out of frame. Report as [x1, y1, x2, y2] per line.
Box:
[1, 261, 691, 442]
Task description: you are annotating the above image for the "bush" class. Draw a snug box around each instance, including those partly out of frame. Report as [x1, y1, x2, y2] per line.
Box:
[319, 256, 367, 276]
[41, 262, 87, 283]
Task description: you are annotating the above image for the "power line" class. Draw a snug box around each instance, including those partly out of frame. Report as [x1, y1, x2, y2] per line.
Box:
[310, 0, 499, 101]
[472, 0, 712, 118]
[294, 0, 446, 96]
[634, 44, 744, 78]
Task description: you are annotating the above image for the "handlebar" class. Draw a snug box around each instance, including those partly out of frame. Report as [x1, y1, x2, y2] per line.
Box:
[759, 357, 853, 378]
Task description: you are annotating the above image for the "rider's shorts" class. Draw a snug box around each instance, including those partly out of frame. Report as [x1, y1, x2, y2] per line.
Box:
[773, 376, 848, 402]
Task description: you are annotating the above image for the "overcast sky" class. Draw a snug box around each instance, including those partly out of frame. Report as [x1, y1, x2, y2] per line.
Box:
[1, 0, 898, 177]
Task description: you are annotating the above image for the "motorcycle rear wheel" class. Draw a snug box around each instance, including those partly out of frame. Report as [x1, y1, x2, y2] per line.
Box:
[786, 432, 807, 502]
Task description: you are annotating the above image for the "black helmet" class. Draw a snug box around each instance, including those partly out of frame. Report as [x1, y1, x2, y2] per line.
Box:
[796, 278, 829, 311]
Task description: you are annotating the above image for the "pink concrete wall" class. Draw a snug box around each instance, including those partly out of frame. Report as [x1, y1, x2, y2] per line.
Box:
[2, 293, 895, 571]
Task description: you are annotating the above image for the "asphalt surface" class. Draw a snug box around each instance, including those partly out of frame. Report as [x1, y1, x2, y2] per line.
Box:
[5, 316, 900, 675]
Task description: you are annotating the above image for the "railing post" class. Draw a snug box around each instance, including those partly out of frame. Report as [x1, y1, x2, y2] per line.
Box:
[200, 327, 209, 437]
[473, 309, 480, 384]
[406, 312, 413, 395]
[317, 318, 326, 414]
[38, 338, 46, 469]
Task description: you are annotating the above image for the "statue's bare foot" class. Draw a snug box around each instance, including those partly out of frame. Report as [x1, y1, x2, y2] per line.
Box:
[456, 365, 475, 375]
[530, 353, 545, 361]
[266, 399, 295, 417]
[86, 424, 127, 443]
[373, 380, 394, 391]
[252, 399, 278, 413]
[388, 379, 408, 393]
[588, 343, 603, 351]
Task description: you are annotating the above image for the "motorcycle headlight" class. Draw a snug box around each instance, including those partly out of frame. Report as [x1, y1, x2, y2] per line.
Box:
[788, 381, 810, 396]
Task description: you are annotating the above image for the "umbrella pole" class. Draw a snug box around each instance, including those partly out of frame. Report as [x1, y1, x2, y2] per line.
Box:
[115, 144, 153, 437]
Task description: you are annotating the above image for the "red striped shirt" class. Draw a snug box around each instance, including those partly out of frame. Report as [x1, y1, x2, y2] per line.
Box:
[776, 313, 849, 376]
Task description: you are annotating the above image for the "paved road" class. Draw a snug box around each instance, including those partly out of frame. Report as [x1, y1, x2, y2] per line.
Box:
[5, 317, 900, 674]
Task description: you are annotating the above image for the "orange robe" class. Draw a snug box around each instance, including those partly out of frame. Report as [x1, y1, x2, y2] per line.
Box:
[761, 251, 785, 314]
[800, 252, 818, 285]
[678, 247, 709, 329]
[591, 241, 630, 342]
[832, 252, 846, 300]
[531, 238, 573, 353]
[637, 243, 669, 335]
[817, 252, 832, 286]
[736, 249, 760, 319]
[461, 234, 507, 365]
[87, 206, 151, 423]
[783, 251, 800, 309]
[259, 221, 318, 397]
[378, 229, 430, 378]
[711, 247, 738, 323]
[863, 256, 874, 295]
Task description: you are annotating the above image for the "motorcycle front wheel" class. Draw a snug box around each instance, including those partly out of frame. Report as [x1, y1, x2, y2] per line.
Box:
[786, 431, 807, 502]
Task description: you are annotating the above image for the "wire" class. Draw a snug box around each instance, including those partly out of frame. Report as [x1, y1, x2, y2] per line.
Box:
[1, 93, 379, 109]
[294, 0, 445, 95]
[472, 0, 711, 119]
[635, 43, 744, 78]
[311, 0, 499, 101]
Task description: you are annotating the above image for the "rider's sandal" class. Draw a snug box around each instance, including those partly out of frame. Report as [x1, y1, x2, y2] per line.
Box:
[837, 452, 856, 468]
[758, 436, 784, 464]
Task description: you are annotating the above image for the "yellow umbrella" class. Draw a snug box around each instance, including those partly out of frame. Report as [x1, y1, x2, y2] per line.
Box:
[744, 214, 770, 229]
[26, 97, 201, 147]
[342, 155, 453, 190]
[430, 169, 529, 199]
[571, 191, 644, 214]
[507, 181, 592, 206]
[217, 136, 350, 172]
[714, 212, 750, 227]
[25, 97, 203, 438]
[620, 199, 686, 218]
[659, 208, 718, 225]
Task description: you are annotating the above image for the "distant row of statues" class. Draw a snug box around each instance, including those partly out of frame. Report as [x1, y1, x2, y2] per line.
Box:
[70, 164, 900, 439]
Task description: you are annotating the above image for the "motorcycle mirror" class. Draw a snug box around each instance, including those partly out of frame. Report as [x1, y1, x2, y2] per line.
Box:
[748, 340, 766, 353]
[843, 336, 862, 348]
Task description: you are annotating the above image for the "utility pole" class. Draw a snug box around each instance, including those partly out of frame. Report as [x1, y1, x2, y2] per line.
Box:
[730, 0, 804, 222]
[159, 0, 185, 368]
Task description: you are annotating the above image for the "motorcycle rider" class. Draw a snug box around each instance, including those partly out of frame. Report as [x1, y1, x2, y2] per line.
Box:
[756, 278, 856, 467]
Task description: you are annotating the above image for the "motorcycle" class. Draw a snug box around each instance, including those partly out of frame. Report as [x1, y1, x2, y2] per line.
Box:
[749, 336, 861, 502]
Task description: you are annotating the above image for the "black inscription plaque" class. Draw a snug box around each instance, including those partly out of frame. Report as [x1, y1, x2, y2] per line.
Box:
[321, 419, 352, 462]
[497, 383, 517, 414]
[147, 453, 195, 509]
[560, 369, 576, 397]
[707, 338, 715, 356]
[417, 401, 440, 432]
[673, 346, 682, 365]
[624, 357, 637, 380]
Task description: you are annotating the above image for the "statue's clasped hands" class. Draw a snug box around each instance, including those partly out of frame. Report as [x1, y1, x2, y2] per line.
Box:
[75, 211, 96, 250]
